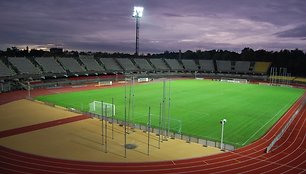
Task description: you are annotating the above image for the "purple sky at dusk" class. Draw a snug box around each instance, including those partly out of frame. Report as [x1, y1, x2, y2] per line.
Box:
[0, 0, 305, 53]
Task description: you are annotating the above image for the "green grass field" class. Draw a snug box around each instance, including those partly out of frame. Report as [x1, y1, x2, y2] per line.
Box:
[35, 79, 305, 147]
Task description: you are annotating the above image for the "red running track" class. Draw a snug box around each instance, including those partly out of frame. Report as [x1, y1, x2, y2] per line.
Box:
[0, 87, 305, 174]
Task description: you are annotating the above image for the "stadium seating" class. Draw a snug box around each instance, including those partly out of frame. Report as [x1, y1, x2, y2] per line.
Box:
[181, 59, 198, 71]
[8, 57, 41, 74]
[133, 58, 154, 71]
[149, 58, 169, 71]
[35, 57, 66, 74]
[253, 62, 271, 74]
[99, 58, 122, 72]
[0, 60, 16, 77]
[198, 60, 215, 72]
[216, 60, 232, 72]
[235, 61, 251, 73]
[164, 59, 184, 71]
[79, 57, 105, 72]
[58, 57, 85, 73]
[116, 58, 138, 71]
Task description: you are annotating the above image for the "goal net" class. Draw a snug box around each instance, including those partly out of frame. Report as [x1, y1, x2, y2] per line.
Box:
[88, 101, 115, 116]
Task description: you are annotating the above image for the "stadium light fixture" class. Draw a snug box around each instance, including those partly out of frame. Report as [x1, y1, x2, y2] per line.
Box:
[133, 6, 144, 18]
[132, 6, 144, 56]
[220, 119, 227, 151]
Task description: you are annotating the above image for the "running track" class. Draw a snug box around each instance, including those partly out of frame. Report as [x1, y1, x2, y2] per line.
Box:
[0, 85, 305, 174]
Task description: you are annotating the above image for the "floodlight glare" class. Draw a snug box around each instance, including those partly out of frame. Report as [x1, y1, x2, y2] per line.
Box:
[133, 6, 144, 18]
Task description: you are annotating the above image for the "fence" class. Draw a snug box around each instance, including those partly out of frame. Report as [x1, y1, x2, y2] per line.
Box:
[84, 111, 236, 151]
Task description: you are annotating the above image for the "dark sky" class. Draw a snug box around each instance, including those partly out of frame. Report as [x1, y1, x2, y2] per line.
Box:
[1, 0, 306, 53]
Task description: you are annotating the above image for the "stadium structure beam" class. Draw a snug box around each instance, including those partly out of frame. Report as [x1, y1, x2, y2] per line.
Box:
[133, 6, 143, 56]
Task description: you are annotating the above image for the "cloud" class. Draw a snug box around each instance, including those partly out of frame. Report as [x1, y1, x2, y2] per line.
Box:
[0, 0, 305, 52]
[275, 25, 306, 38]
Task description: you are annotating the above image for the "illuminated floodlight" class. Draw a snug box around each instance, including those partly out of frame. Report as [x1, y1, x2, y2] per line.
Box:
[133, 6, 144, 18]
[132, 6, 144, 56]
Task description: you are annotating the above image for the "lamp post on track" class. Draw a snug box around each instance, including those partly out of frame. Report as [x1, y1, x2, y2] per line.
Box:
[220, 119, 227, 151]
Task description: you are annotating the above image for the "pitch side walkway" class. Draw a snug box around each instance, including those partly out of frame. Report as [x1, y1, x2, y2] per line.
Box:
[0, 115, 90, 138]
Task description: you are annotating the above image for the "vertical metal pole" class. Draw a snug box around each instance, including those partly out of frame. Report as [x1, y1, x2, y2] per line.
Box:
[128, 78, 132, 130]
[112, 97, 114, 139]
[105, 105, 108, 153]
[162, 80, 167, 139]
[101, 101, 104, 145]
[158, 103, 161, 149]
[167, 79, 171, 137]
[147, 106, 151, 156]
[124, 84, 127, 158]
[131, 76, 135, 130]
[269, 67, 272, 84]
[221, 122, 224, 151]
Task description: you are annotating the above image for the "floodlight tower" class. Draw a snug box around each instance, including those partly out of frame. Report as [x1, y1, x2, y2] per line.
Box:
[220, 119, 227, 151]
[133, 6, 144, 56]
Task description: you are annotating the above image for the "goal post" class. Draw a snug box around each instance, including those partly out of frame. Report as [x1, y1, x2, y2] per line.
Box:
[89, 101, 115, 116]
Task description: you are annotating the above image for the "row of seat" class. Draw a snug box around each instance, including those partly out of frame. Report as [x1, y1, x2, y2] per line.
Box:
[0, 57, 271, 78]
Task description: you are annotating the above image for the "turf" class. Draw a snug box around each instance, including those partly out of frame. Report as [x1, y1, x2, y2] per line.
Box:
[35, 79, 305, 147]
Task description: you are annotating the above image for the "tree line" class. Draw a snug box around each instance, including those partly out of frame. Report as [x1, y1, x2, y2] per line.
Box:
[0, 47, 305, 76]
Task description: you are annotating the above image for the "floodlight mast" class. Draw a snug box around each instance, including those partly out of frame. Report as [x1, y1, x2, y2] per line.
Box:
[133, 6, 143, 56]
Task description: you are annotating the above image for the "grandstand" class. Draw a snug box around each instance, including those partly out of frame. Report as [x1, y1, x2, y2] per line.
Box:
[35, 57, 66, 74]
[8, 57, 41, 75]
[253, 62, 271, 74]
[181, 59, 198, 71]
[99, 58, 122, 72]
[149, 58, 169, 71]
[235, 61, 251, 73]
[216, 60, 232, 73]
[199, 60, 215, 72]
[79, 57, 105, 72]
[116, 58, 138, 72]
[133, 58, 154, 71]
[58, 57, 85, 73]
[0, 60, 16, 77]
[164, 59, 184, 71]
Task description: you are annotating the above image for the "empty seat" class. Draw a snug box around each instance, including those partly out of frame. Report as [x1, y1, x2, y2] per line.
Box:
[8, 57, 41, 74]
[35, 57, 65, 73]
[164, 59, 184, 71]
[199, 60, 215, 72]
[80, 57, 105, 71]
[235, 61, 251, 73]
[181, 59, 198, 71]
[116, 58, 138, 71]
[216, 60, 231, 72]
[149, 58, 169, 70]
[253, 62, 271, 74]
[133, 58, 154, 71]
[0, 60, 16, 77]
[58, 57, 85, 73]
[100, 58, 122, 71]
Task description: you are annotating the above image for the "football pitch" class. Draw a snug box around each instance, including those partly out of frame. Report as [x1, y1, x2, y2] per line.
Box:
[35, 79, 305, 147]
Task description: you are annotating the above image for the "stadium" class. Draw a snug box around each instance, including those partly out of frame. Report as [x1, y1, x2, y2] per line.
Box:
[1, 1, 306, 174]
[0, 54, 305, 173]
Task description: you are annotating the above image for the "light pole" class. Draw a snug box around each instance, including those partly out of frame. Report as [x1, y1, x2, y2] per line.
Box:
[132, 6, 144, 56]
[220, 119, 227, 151]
